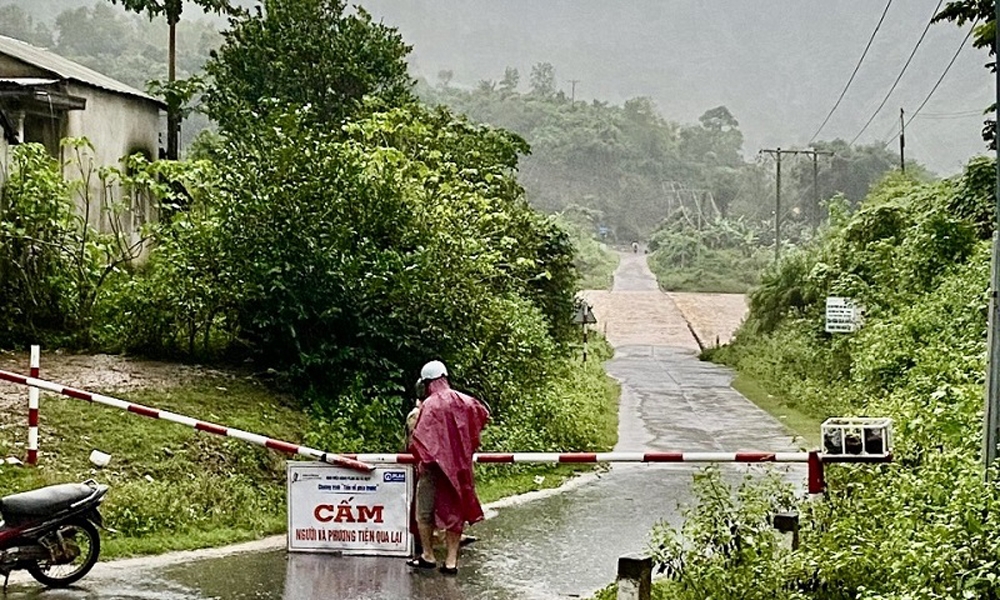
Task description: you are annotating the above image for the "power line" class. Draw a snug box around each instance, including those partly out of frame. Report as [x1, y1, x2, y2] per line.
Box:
[917, 109, 984, 117]
[883, 20, 978, 149]
[850, 0, 944, 146]
[809, 0, 893, 143]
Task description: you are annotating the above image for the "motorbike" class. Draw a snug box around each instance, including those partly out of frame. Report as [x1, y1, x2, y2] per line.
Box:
[0, 479, 108, 588]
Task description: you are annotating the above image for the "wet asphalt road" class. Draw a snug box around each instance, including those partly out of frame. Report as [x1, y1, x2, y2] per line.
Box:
[4, 253, 801, 599]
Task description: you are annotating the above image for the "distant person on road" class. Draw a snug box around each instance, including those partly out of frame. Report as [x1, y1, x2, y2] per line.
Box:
[406, 360, 489, 575]
[631, 241, 639, 253]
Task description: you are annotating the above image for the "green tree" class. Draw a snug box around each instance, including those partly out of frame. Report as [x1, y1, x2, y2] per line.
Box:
[529, 62, 556, 98]
[204, 0, 414, 136]
[499, 66, 520, 95]
[106, 0, 234, 159]
[0, 5, 54, 47]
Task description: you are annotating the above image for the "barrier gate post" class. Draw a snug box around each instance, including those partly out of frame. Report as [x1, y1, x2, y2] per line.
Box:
[26, 345, 39, 465]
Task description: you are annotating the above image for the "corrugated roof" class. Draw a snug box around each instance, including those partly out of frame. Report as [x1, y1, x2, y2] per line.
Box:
[0, 35, 165, 108]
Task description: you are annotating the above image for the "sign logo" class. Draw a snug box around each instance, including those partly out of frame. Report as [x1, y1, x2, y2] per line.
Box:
[383, 471, 406, 483]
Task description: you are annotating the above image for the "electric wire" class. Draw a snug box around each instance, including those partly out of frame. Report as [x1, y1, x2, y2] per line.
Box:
[809, 0, 893, 143]
[850, 0, 944, 146]
[882, 20, 978, 149]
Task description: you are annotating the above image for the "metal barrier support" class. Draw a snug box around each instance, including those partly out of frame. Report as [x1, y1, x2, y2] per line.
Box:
[26, 345, 39, 465]
[616, 554, 652, 600]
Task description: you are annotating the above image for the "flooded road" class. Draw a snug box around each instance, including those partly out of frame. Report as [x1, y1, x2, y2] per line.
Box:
[5, 252, 799, 600]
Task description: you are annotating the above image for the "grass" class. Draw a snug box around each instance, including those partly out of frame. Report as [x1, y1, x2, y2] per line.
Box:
[729, 373, 822, 448]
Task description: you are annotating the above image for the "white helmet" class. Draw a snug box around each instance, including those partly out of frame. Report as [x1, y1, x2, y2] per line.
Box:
[420, 360, 448, 382]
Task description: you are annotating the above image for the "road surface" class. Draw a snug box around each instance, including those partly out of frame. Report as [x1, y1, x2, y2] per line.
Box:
[5, 252, 798, 600]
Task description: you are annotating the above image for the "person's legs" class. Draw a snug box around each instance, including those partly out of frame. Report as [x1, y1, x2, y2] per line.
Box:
[417, 522, 437, 564]
[413, 469, 437, 564]
[444, 530, 461, 569]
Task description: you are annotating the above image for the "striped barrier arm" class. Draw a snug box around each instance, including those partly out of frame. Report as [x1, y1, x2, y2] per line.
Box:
[343, 451, 890, 495]
[0, 368, 373, 473]
[344, 451, 817, 464]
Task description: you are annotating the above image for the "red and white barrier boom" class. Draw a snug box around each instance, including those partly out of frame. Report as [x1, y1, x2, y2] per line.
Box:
[342, 450, 879, 494]
[0, 367, 373, 473]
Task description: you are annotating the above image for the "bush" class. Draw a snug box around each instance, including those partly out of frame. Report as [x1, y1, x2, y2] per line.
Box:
[647, 217, 770, 293]
[684, 159, 1000, 599]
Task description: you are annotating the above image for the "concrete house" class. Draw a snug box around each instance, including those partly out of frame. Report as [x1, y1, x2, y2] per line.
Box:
[0, 34, 165, 236]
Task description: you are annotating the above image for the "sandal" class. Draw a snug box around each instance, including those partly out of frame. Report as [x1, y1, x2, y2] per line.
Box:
[406, 557, 437, 569]
[439, 565, 459, 576]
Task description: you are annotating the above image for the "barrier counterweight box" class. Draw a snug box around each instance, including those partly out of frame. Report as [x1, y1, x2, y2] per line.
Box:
[821, 417, 892, 459]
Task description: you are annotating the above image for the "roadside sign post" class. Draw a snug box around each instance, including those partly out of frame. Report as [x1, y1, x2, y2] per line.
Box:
[287, 462, 414, 556]
[574, 302, 598, 361]
[825, 297, 864, 333]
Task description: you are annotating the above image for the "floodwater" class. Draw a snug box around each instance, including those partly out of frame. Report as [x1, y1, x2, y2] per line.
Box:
[4, 253, 802, 600]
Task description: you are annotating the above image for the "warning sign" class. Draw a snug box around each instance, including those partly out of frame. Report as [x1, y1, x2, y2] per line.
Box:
[825, 297, 864, 333]
[287, 462, 414, 556]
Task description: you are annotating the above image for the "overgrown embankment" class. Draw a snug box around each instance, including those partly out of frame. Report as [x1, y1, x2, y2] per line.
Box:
[644, 158, 1000, 599]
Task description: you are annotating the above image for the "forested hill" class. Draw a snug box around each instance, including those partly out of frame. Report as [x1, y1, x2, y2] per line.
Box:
[426, 75, 908, 242]
[362, 0, 989, 176]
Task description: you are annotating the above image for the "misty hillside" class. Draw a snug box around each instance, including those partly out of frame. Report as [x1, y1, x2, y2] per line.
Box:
[359, 0, 990, 175]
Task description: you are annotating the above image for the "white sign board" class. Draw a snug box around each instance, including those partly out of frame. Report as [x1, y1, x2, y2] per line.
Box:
[825, 296, 863, 333]
[287, 462, 414, 556]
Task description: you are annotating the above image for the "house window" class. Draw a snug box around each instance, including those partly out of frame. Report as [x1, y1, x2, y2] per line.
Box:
[22, 112, 63, 157]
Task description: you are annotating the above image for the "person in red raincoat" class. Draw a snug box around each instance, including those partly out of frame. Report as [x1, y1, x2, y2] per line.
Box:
[406, 360, 489, 575]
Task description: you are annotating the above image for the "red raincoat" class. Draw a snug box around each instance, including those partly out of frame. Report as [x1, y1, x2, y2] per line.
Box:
[409, 378, 489, 533]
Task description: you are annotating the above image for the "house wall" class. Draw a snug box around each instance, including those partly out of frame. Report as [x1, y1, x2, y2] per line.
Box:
[64, 83, 162, 241]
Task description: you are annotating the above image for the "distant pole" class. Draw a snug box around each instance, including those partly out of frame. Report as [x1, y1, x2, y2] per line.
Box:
[759, 148, 783, 261]
[899, 108, 906, 173]
[166, 17, 179, 160]
[983, 1, 1000, 480]
[812, 152, 820, 226]
[762, 147, 834, 242]
[775, 148, 782, 261]
[569, 79, 581, 103]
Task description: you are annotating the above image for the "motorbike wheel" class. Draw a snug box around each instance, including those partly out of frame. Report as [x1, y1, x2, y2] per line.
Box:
[26, 519, 100, 588]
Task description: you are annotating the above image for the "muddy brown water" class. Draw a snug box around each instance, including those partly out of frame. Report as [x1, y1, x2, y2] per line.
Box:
[3, 252, 795, 600]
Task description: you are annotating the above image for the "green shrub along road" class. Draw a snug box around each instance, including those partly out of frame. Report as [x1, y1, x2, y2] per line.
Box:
[639, 158, 1000, 600]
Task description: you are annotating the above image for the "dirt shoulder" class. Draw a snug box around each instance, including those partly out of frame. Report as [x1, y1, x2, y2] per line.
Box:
[0, 350, 236, 417]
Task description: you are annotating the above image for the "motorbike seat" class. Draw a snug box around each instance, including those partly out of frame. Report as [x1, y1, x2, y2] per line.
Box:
[1, 483, 95, 522]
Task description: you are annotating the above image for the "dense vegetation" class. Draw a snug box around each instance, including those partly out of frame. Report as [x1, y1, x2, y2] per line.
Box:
[641, 156, 1000, 599]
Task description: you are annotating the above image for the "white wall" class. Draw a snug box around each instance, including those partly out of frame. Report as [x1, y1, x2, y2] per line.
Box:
[64, 84, 162, 243]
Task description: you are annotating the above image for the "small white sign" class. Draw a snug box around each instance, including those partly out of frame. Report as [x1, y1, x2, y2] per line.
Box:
[287, 462, 414, 556]
[825, 296, 864, 333]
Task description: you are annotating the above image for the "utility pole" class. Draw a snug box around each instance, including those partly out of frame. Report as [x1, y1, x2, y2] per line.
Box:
[983, 0, 1000, 480]
[759, 148, 783, 262]
[167, 14, 178, 160]
[899, 108, 906, 173]
[760, 147, 833, 259]
[568, 79, 580, 103]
